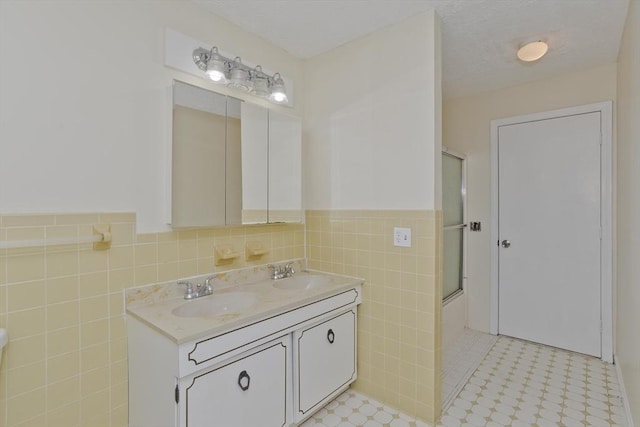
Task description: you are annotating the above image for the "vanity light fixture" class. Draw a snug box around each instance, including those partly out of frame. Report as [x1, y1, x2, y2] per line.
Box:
[517, 40, 549, 62]
[204, 47, 227, 83]
[193, 46, 289, 104]
[269, 73, 288, 103]
[250, 66, 270, 98]
[228, 57, 252, 92]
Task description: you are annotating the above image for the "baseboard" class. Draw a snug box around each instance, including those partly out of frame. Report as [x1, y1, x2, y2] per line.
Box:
[614, 355, 635, 427]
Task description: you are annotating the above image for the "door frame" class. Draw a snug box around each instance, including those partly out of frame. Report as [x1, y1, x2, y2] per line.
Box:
[489, 101, 613, 362]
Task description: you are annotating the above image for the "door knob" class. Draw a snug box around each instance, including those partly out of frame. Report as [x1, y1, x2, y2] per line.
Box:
[501, 240, 511, 248]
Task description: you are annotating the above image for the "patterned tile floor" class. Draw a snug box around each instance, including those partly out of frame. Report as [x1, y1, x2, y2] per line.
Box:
[308, 335, 630, 427]
[442, 328, 498, 410]
[437, 336, 628, 427]
[301, 390, 430, 427]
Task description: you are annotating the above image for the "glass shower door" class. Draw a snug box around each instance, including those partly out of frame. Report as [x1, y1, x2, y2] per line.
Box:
[442, 151, 465, 301]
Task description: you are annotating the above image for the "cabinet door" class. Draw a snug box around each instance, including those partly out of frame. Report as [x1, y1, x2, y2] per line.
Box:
[181, 337, 289, 427]
[295, 310, 357, 419]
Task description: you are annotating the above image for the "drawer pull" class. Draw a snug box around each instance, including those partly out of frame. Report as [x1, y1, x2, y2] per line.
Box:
[237, 370, 251, 391]
[327, 329, 335, 344]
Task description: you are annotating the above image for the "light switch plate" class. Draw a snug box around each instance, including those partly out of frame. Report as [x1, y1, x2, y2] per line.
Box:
[393, 227, 412, 247]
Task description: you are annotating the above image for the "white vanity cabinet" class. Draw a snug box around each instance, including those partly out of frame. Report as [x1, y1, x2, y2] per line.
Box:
[127, 284, 362, 427]
[180, 336, 291, 427]
[294, 309, 357, 423]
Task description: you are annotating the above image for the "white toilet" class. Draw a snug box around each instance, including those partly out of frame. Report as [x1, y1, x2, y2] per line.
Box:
[0, 328, 7, 366]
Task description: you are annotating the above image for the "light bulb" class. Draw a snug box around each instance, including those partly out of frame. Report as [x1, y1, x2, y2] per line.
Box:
[205, 48, 227, 84]
[207, 69, 226, 82]
[269, 73, 288, 103]
[228, 58, 252, 92]
[271, 92, 287, 103]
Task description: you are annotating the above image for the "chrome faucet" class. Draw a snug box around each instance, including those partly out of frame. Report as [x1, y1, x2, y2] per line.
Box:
[268, 263, 295, 280]
[178, 276, 215, 300]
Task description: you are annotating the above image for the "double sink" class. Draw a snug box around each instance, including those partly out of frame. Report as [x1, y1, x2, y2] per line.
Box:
[172, 273, 331, 318]
[126, 267, 362, 344]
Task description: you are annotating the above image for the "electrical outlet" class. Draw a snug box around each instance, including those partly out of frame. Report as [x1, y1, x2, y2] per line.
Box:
[393, 227, 412, 247]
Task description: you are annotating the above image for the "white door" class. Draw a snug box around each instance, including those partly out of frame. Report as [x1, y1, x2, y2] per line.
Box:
[497, 111, 602, 357]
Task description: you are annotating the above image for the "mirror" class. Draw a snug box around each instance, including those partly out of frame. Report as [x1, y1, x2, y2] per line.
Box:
[269, 110, 302, 223]
[171, 81, 302, 227]
[240, 103, 268, 224]
[172, 82, 228, 227]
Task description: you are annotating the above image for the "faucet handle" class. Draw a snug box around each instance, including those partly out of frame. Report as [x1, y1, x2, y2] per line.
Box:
[285, 263, 295, 275]
[178, 281, 196, 299]
[204, 276, 215, 294]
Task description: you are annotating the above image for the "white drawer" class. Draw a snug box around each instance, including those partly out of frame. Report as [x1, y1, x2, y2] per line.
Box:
[178, 288, 360, 376]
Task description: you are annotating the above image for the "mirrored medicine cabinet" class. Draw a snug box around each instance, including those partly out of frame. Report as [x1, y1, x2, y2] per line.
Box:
[171, 80, 302, 228]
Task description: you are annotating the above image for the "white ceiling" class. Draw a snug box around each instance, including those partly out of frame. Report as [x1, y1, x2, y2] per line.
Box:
[196, 0, 629, 99]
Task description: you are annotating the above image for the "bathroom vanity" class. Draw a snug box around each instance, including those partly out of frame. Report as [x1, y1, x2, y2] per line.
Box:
[126, 267, 362, 427]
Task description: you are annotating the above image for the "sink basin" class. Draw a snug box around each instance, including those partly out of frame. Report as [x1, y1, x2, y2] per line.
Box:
[172, 292, 259, 318]
[272, 274, 330, 291]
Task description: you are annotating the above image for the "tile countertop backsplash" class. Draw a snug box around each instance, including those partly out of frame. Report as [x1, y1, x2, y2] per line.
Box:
[125, 259, 364, 344]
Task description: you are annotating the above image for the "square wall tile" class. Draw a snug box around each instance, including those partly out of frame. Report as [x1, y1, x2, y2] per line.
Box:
[0, 211, 306, 427]
[305, 210, 441, 424]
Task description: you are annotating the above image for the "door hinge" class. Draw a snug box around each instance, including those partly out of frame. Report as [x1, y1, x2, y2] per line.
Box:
[175, 384, 179, 404]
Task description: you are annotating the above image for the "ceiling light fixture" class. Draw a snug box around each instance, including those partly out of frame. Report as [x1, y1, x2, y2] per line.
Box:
[517, 40, 549, 62]
[193, 46, 289, 104]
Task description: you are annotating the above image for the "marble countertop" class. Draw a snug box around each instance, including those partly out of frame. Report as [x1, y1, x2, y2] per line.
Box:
[125, 267, 363, 344]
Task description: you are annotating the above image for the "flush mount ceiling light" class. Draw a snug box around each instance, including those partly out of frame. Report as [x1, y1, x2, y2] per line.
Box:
[193, 46, 289, 104]
[517, 40, 549, 62]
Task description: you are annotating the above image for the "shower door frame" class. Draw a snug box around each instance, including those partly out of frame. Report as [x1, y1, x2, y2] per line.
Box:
[442, 147, 467, 304]
[489, 101, 613, 363]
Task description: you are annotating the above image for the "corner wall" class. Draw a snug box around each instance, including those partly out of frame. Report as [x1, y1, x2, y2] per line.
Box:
[443, 63, 617, 332]
[303, 11, 443, 424]
[616, 0, 640, 423]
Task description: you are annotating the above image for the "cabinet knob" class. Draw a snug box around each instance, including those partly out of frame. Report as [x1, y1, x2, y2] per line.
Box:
[237, 370, 251, 391]
[327, 329, 335, 344]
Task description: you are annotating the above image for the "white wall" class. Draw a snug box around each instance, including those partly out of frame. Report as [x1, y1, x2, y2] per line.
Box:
[0, 1, 303, 232]
[443, 63, 617, 332]
[303, 11, 441, 210]
[616, 0, 640, 422]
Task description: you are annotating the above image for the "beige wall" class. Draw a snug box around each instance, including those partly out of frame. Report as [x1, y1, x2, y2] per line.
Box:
[616, 0, 640, 423]
[0, 213, 303, 427]
[306, 210, 442, 423]
[303, 11, 441, 211]
[302, 10, 443, 423]
[172, 106, 227, 227]
[443, 63, 617, 332]
[0, 1, 303, 233]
